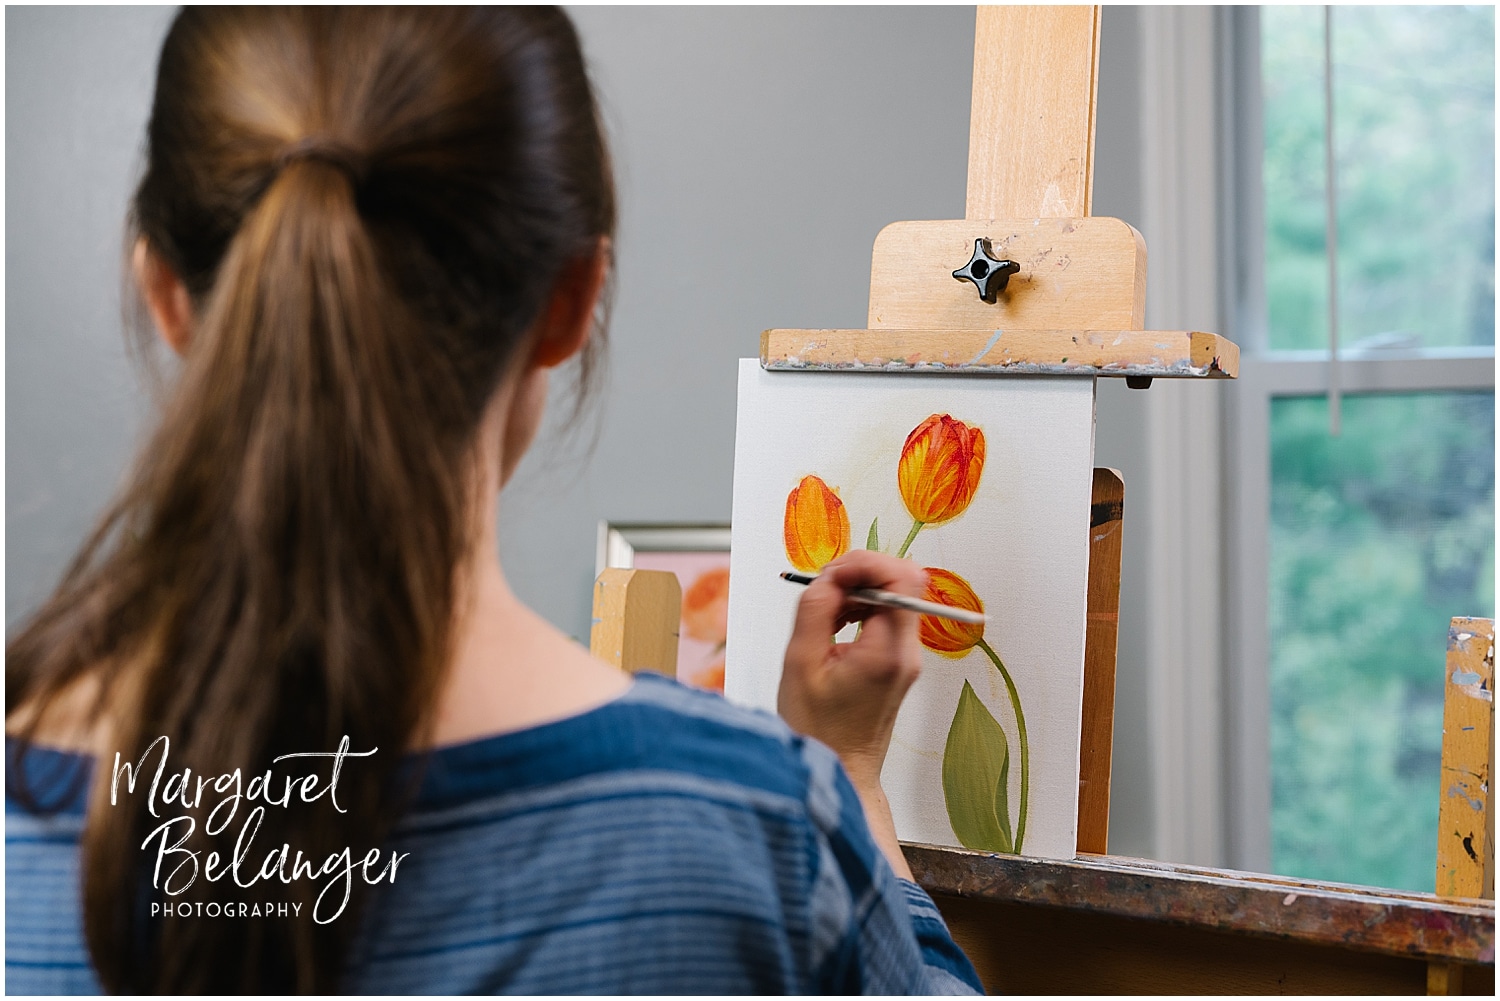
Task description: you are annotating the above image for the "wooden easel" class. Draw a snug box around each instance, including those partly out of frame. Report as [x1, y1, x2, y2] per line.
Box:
[756, 5, 1233, 858]
[590, 568, 681, 677]
[592, 7, 1494, 992]
[1429, 617, 1495, 995]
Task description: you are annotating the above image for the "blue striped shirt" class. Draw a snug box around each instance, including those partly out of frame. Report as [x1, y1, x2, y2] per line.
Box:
[6, 673, 981, 994]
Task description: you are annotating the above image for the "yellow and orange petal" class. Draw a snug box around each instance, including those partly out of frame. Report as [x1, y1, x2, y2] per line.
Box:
[784, 474, 850, 573]
[680, 567, 731, 644]
[898, 414, 986, 525]
[918, 567, 986, 656]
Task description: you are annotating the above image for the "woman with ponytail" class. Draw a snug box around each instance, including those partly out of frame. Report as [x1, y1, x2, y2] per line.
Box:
[6, 8, 980, 995]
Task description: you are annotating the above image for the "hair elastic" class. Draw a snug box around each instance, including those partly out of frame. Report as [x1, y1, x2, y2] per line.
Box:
[274, 137, 367, 187]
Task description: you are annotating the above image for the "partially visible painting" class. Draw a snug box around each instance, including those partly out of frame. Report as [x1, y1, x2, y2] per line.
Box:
[725, 360, 1096, 860]
[597, 523, 732, 693]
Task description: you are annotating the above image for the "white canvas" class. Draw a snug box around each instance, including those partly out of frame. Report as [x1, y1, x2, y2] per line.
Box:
[724, 359, 1096, 860]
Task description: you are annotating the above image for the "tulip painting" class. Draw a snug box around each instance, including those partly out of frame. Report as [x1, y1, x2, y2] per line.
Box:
[919, 567, 1030, 854]
[777, 410, 1028, 855]
[680, 567, 731, 692]
[783, 474, 850, 573]
[896, 414, 986, 557]
[681, 566, 731, 645]
[731, 360, 1100, 858]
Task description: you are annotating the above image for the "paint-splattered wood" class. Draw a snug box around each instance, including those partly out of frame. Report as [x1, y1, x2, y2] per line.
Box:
[902, 844, 1496, 966]
[760, 327, 1239, 379]
[1437, 618, 1495, 901]
[867, 217, 1146, 331]
[932, 890, 1482, 995]
[589, 568, 680, 677]
[1077, 469, 1123, 854]
[966, 5, 1100, 220]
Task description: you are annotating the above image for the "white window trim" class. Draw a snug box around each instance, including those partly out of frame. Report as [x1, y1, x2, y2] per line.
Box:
[1137, 5, 1229, 868]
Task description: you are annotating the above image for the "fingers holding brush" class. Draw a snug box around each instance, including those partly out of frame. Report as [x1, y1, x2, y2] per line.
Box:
[778, 551, 927, 882]
[778, 551, 927, 789]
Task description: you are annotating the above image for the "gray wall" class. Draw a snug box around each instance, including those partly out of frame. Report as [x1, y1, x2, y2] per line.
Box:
[5, 6, 1156, 858]
[6, 5, 178, 624]
[501, 5, 975, 637]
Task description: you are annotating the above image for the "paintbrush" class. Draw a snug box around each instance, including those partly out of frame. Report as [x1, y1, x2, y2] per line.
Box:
[779, 571, 988, 625]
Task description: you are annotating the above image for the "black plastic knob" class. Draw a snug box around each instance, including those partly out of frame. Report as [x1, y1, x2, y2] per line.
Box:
[952, 238, 1020, 303]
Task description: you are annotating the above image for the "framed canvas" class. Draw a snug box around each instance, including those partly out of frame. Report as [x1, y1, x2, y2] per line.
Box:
[597, 522, 733, 693]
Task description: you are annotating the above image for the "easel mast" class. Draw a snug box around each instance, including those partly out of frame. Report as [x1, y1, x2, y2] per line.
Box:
[969, 2, 1118, 861]
[965, 5, 1100, 220]
[971, 4, 1114, 857]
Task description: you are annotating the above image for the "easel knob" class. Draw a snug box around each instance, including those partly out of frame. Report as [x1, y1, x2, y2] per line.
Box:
[951, 237, 1020, 303]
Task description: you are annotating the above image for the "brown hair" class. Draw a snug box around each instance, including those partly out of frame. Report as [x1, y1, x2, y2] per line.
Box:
[5, 7, 613, 993]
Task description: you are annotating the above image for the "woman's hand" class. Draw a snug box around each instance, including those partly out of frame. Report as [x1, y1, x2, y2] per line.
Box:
[778, 551, 926, 877]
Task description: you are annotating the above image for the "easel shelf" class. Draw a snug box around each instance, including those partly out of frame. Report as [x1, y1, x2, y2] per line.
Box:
[904, 844, 1496, 994]
[761, 327, 1238, 379]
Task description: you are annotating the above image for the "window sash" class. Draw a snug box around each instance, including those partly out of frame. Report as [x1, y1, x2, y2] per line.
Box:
[1246, 351, 1495, 395]
[1221, 4, 1495, 874]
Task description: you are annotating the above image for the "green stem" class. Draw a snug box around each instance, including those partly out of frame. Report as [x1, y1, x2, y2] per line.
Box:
[895, 519, 925, 559]
[977, 637, 1028, 853]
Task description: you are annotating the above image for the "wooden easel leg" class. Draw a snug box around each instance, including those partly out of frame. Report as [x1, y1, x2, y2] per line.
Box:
[1427, 960, 1465, 995]
[1077, 467, 1124, 854]
[1428, 618, 1495, 995]
[590, 568, 682, 677]
[1435, 618, 1495, 900]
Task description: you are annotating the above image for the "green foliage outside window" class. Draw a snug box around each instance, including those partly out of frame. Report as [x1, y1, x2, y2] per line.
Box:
[1263, 6, 1495, 893]
[1262, 5, 1494, 351]
[1270, 394, 1494, 891]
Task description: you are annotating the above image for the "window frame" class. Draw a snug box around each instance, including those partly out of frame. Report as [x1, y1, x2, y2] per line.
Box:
[1220, 5, 1497, 874]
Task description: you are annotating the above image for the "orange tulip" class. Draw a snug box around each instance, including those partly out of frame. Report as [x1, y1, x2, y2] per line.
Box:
[898, 414, 986, 526]
[919, 567, 986, 656]
[680, 567, 731, 644]
[784, 474, 850, 573]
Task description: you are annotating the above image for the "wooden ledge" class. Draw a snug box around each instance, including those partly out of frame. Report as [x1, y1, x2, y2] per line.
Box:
[761, 328, 1238, 379]
[902, 844, 1495, 965]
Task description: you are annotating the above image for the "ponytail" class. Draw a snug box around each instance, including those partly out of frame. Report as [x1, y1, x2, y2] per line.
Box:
[7, 7, 614, 993]
[92, 148, 467, 994]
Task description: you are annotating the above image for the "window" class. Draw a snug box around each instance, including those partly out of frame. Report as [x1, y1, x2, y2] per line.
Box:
[1228, 6, 1495, 892]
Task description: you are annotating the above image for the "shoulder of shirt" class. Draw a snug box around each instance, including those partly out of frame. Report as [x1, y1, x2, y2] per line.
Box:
[402, 673, 848, 824]
[623, 675, 852, 835]
[620, 672, 794, 743]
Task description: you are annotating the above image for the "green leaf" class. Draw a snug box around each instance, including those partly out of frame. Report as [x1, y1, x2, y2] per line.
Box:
[995, 739, 1013, 848]
[866, 516, 879, 551]
[942, 680, 1015, 853]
